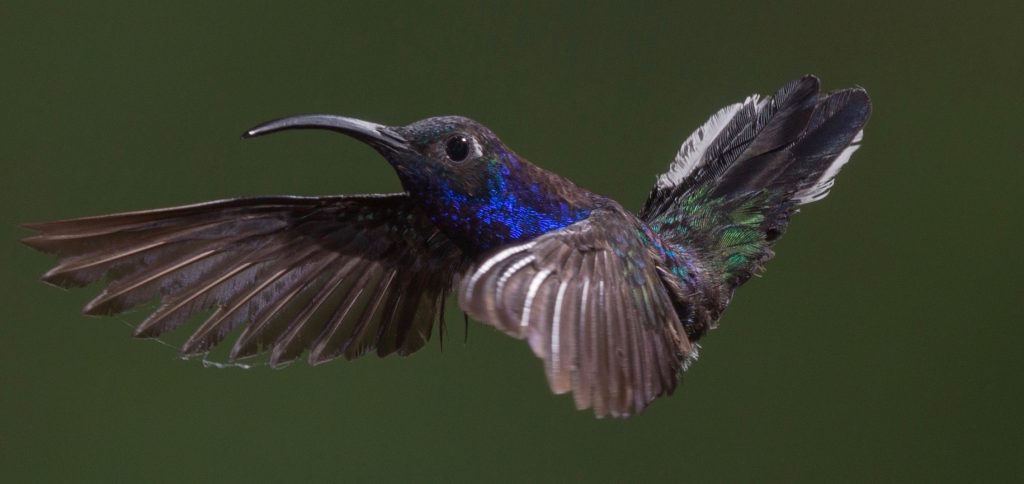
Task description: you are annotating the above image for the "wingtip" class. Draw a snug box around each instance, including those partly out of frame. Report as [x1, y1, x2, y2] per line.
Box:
[20, 219, 62, 250]
[20, 234, 48, 251]
[81, 282, 138, 315]
[40, 266, 73, 288]
[306, 345, 337, 366]
[179, 335, 210, 357]
[267, 346, 299, 369]
[131, 319, 161, 338]
[228, 333, 258, 362]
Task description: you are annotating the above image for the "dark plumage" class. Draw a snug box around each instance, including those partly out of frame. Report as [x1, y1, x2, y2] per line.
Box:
[24, 75, 871, 417]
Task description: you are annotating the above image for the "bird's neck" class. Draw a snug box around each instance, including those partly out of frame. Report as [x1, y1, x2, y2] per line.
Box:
[416, 154, 596, 253]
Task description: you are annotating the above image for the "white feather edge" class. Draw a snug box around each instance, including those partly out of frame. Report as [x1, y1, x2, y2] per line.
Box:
[793, 129, 864, 205]
[461, 242, 535, 302]
[657, 95, 762, 189]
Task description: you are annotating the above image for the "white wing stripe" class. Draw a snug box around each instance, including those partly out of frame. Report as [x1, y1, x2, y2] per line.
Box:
[550, 279, 569, 370]
[496, 254, 536, 296]
[520, 268, 553, 327]
[463, 242, 535, 301]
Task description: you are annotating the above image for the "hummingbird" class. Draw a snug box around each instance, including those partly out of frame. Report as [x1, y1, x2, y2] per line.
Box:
[24, 75, 870, 418]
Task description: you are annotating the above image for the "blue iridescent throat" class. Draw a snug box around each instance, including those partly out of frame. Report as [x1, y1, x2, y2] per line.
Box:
[432, 160, 590, 251]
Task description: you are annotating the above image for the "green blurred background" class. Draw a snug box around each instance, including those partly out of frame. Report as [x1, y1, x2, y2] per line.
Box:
[2, 1, 1021, 482]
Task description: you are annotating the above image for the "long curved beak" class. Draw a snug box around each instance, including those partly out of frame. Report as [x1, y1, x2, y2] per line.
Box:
[242, 114, 409, 153]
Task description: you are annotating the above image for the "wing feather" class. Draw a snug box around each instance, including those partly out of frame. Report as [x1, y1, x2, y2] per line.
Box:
[24, 194, 466, 365]
[459, 207, 693, 417]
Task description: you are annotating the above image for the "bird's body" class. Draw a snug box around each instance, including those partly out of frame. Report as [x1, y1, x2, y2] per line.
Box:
[24, 76, 871, 417]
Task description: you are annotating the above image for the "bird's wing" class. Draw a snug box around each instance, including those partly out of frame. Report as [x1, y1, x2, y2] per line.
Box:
[23, 194, 466, 366]
[458, 207, 692, 417]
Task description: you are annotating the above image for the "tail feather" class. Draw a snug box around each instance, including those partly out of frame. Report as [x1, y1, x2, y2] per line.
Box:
[641, 76, 871, 290]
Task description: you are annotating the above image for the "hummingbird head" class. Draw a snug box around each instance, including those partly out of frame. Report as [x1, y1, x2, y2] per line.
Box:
[244, 114, 506, 195]
[244, 114, 594, 251]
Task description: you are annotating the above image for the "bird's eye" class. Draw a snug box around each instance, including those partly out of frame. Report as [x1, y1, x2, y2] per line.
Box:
[445, 136, 470, 162]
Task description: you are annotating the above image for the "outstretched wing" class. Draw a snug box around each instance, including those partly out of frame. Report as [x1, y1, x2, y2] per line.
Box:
[23, 194, 465, 366]
[458, 207, 692, 418]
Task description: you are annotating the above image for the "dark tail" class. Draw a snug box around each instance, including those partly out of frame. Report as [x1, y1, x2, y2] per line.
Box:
[640, 75, 871, 290]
